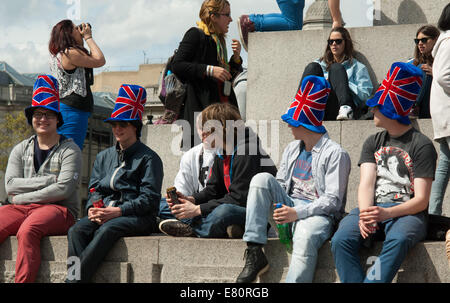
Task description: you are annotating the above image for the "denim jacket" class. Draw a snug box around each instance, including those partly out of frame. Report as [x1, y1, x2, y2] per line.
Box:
[315, 58, 373, 108]
[277, 133, 351, 220]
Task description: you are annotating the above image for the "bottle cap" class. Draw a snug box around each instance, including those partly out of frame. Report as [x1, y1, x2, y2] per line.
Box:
[275, 203, 283, 209]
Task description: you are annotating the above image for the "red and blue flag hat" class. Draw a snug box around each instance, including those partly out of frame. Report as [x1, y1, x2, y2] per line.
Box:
[281, 75, 331, 133]
[25, 74, 64, 128]
[105, 84, 147, 123]
[366, 62, 423, 125]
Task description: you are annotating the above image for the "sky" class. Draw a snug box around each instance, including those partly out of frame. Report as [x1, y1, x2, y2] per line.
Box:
[0, 0, 374, 75]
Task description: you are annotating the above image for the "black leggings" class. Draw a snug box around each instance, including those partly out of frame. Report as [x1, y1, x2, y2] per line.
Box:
[300, 62, 354, 121]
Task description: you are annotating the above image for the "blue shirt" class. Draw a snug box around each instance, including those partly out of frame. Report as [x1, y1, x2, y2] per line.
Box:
[289, 150, 318, 202]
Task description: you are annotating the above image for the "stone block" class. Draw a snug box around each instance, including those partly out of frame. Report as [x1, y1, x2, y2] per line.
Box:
[374, 0, 449, 26]
[247, 24, 422, 122]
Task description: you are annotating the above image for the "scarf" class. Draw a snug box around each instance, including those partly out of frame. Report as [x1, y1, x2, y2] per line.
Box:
[197, 21, 230, 72]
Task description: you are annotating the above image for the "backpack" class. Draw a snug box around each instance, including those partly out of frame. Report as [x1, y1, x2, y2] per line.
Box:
[155, 50, 187, 124]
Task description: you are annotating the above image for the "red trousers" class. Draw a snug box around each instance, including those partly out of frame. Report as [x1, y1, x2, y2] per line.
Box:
[0, 204, 74, 283]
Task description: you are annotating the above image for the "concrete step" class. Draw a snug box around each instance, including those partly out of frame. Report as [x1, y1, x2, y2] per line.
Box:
[374, 0, 448, 26]
[246, 23, 424, 122]
[0, 235, 448, 283]
[142, 120, 450, 217]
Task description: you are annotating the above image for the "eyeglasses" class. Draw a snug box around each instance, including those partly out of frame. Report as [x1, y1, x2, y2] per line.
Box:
[327, 39, 344, 46]
[414, 37, 430, 44]
[214, 13, 231, 18]
[33, 111, 57, 120]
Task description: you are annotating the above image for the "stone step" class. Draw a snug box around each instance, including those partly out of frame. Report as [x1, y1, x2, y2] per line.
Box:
[0, 236, 448, 283]
[374, 0, 448, 26]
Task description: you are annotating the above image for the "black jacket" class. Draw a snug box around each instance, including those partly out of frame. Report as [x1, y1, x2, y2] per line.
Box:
[192, 127, 277, 216]
[171, 27, 243, 145]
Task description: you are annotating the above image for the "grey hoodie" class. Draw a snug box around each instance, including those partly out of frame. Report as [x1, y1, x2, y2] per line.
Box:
[5, 135, 82, 219]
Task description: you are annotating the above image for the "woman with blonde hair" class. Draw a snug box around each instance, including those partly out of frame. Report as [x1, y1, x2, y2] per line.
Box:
[165, 0, 243, 148]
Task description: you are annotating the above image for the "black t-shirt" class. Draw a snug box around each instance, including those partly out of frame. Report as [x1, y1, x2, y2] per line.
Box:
[33, 136, 66, 173]
[358, 128, 437, 203]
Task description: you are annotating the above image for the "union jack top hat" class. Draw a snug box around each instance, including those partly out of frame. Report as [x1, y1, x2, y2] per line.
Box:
[281, 75, 331, 133]
[366, 62, 423, 125]
[105, 84, 147, 123]
[25, 75, 64, 128]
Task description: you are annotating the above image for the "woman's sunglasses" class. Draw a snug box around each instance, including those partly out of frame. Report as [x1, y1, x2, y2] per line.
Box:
[327, 39, 344, 46]
[414, 37, 430, 45]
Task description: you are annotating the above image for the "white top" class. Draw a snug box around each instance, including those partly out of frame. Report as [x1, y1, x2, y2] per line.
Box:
[174, 143, 217, 196]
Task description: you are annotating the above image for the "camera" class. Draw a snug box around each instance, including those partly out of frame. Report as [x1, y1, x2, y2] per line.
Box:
[77, 23, 92, 31]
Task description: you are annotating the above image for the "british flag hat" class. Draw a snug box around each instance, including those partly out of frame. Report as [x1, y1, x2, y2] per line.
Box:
[105, 84, 147, 123]
[366, 62, 423, 125]
[25, 75, 64, 128]
[281, 75, 331, 133]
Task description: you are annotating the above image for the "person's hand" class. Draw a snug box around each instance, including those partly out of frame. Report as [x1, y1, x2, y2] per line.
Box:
[78, 23, 92, 40]
[212, 66, 232, 82]
[88, 207, 122, 225]
[273, 204, 298, 225]
[231, 39, 241, 59]
[358, 218, 376, 239]
[421, 64, 433, 76]
[359, 206, 391, 224]
[170, 197, 200, 220]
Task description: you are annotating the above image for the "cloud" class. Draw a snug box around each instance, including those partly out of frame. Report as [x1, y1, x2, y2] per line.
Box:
[0, 0, 371, 74]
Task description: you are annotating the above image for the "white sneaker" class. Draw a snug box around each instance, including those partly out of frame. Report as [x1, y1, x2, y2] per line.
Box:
[336, 105, 354, 120]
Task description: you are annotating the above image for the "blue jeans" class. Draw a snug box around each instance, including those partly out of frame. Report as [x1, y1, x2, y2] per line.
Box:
[159, 198, 246, 238]
[429, 137, 450, 215]
[249, 0, 305, 31]
[331, 204, 427, 283]
[58, 103, 91, 151]
[67, 215, 155, 283]
[192, 204, 246, 238]
[243, 173, 334, 283]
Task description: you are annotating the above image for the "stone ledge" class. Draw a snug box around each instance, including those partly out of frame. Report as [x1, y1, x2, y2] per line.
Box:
[0, 236, 448, 283]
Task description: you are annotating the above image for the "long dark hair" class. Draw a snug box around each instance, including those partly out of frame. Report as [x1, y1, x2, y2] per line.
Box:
[320, 27, 355, 70]
[413, 25, 440, 66]
[49, 19, 89, 56]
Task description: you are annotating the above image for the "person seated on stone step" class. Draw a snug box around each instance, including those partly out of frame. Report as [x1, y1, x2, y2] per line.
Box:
[1, 75, 81, 283]
[300, 26, 373, 121]
[158, 114, 218, 221]
[166, 0, 243, 149]
[66, 84, 163, 283]
[236, 75, 351, 283]
[406, 25, 440, 119]
[429, 3, 450, 218]
[159, 103, 277, 239]
[237, 0, 344, 52]
[331, 62, 437, 283]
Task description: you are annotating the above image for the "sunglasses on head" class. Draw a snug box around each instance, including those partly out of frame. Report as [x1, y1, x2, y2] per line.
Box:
[414, 37, 430, 44]
[327, 39, 344, 46]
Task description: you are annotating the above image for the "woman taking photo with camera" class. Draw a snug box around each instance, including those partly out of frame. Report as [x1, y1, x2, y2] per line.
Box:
[49, 20, 106, 150]
[169, 0, 243, 148]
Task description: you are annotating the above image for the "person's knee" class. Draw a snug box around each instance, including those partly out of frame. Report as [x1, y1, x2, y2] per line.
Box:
[250, 172, 275, 188]
[303, 62, 323, 77]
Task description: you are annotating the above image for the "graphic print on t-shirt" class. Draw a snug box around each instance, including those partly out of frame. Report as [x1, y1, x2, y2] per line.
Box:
[374, 146, 415, 203]
[290, 151, 318, 202]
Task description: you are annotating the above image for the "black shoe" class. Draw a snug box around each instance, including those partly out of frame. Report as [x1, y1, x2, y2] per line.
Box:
[236, 245, 269, 283]
[226, 224, 244, 239]
[159, 219, 196, 237]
